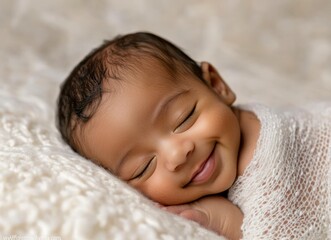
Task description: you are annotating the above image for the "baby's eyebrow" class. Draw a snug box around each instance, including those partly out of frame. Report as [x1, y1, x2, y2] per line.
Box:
[152, 90, 188, 123]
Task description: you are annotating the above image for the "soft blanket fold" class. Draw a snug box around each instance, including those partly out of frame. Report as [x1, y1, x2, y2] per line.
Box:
[229, 104, 331, 239]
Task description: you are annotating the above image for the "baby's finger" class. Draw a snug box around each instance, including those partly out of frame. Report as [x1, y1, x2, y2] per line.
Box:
[180, 209, 209, 228]
[153, 202, 164, 208]
[162, 204, 191, 215]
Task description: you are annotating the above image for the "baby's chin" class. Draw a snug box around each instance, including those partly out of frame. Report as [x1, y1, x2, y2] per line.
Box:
[150, 177, 235, 205]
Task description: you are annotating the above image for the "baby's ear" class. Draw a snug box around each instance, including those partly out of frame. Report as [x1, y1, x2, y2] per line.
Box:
[200, 61, 236, 105]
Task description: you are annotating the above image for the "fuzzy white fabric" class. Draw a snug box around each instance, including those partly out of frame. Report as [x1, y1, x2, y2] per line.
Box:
[0, 96, 221, 239]
[229, 104, 331, 239]
[1, 0, 331, 239]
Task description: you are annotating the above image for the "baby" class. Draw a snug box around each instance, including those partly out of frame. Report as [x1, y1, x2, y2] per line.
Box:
[57, 32, 331, 239]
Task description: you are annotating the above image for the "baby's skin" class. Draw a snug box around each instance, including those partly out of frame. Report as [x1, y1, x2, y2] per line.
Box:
[77, 60, 260, 239]
[164, 195, 243, 239]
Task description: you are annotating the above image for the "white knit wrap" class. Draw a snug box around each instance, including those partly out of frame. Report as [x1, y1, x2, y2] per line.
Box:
[229, 104, 331, 240]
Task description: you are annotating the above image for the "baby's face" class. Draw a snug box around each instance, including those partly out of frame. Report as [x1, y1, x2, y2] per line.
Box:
[79, 61, 241, 205]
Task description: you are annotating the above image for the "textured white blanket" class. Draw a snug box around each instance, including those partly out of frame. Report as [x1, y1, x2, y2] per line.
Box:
[0, 96, 220, 239]
[1, 1, 330, 239]
[229, 104, 331, 239]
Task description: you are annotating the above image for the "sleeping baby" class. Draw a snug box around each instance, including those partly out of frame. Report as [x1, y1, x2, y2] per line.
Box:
[56, 32, 331, 240]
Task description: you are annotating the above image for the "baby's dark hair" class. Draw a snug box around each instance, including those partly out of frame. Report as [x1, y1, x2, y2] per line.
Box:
[57, 32, 203, 153]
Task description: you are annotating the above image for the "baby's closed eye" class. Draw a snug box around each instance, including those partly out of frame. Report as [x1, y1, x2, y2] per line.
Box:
[131, 156, 156, 180]
[174, 102, 197, 133]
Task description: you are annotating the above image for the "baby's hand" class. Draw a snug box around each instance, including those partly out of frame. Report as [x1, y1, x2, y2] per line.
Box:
[163, 195, 243, 240]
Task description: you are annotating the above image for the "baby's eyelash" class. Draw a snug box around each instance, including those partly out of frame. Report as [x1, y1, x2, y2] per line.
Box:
[179, 104, 196, 126]
[133, 158, 153, 179]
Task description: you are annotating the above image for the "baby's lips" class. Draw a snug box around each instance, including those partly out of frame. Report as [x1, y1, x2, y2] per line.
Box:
[190, 146, 216, 184]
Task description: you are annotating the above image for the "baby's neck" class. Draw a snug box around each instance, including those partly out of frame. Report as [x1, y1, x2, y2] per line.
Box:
[232, 107, 261, 176]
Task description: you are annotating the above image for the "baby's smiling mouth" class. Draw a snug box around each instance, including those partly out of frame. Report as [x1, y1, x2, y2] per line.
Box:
[184, 144, 217, 187]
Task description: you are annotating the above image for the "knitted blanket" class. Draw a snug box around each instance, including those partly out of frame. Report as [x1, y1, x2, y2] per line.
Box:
[229, 104, 331, 239]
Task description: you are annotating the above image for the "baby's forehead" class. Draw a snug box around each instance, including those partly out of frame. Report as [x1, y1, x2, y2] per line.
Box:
[103, 55, 181, 88]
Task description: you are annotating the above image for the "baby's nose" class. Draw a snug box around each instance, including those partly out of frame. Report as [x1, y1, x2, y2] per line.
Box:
[162, 137, 194, 172]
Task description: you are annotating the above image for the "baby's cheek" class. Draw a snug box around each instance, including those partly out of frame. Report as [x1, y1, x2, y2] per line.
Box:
[141, 178, 176, 204]
[195, 109, 222, 136]
[139, 179, 184, 205]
